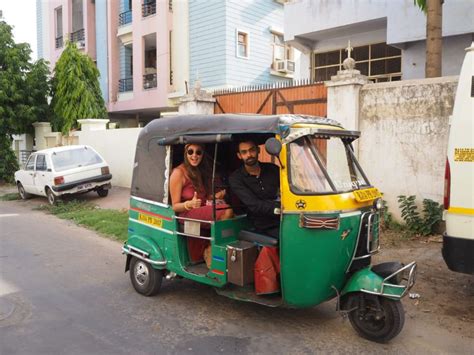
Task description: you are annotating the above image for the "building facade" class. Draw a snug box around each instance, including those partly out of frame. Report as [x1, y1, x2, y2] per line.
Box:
[284, 0, 474, 82]
[38, 0, 293, 126]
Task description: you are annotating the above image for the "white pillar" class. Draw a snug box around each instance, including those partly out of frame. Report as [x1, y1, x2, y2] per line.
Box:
[178, 80, 216, 115]
[77, 118, 110, 131]
[325, 69, 369, 132]
[32, 122, 52, 151]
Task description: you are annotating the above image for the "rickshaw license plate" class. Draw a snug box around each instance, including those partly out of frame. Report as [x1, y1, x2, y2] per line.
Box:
[354, 188, 381, 202]
[138, 213, 163, 228]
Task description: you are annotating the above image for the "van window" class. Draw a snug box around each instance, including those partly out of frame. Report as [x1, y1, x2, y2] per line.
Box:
[51, 147, 103, 172]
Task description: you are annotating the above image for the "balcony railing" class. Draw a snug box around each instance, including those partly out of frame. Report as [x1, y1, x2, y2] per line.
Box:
[119, 77, 134, 92]
[142, 1, 156, 17]
[143, 73, 157, 89]
[69, 29, 85, 43]
[55, 36, 63, 49]
[119, 10, 132, 26]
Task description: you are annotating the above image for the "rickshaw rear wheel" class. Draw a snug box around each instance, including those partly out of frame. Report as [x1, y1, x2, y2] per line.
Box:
[348, 293, 405, 343]
[130, 257, 163, 297]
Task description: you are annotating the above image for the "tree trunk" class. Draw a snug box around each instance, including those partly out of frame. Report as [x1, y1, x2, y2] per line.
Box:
[425, 0, 443, 78]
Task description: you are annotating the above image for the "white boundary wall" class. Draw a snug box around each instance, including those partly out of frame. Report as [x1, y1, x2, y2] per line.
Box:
[358, 77, 458, 219]
[74, 128, 142, 188]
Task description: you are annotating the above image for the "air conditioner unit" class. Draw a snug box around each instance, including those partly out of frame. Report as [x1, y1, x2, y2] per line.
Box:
[275, 59, 295, 73]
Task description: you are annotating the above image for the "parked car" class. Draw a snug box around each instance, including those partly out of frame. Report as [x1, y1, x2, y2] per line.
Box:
[15, 145, 112, 205]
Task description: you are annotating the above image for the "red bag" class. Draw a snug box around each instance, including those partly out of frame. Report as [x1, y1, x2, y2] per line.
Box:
[254, 246, 280, 295]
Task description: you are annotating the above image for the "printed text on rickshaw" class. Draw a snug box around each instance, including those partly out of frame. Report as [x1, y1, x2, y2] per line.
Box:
[138, 213, 163, 228]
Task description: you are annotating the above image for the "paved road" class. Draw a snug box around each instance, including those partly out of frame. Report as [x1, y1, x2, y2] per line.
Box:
[0, 201, 472, 354]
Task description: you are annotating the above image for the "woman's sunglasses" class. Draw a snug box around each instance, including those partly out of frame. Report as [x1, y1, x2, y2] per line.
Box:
[187, 149, 203, 156]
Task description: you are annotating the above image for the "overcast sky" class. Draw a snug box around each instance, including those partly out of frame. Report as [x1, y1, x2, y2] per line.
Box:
[0, 0, 38, 60]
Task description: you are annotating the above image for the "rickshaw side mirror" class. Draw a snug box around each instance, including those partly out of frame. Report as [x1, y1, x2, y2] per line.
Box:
[265, 138, 282, 156]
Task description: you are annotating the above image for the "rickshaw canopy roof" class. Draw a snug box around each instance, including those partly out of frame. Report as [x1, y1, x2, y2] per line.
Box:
[139, 114, 344, 145]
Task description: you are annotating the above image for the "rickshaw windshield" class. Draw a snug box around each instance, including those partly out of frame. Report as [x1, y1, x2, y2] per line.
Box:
[289, 135, 370, 194]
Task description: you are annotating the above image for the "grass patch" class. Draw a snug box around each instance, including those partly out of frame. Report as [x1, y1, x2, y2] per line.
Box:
[37, 200, 129, 241]
[0, 192, 20, 201]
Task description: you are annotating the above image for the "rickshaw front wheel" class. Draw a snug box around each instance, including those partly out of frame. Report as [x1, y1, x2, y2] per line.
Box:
[348, 293, 405, 343]
[130, 257, 163, 297]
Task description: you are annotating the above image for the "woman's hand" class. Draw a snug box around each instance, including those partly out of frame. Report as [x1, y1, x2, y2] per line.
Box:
[185, 191, 202, 210]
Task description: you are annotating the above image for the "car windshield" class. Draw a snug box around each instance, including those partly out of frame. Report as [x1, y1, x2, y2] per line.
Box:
[51, 147, 103, 172]
[288, 135, 370, 194]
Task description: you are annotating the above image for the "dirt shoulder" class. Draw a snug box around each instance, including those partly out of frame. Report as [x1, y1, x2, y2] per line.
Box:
[377, 230, 474, 339]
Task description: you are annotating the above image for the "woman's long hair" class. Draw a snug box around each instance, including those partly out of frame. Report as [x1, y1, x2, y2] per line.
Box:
[183, 144, 212, 195]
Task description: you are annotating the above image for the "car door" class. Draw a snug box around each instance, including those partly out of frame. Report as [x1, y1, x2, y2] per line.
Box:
[34, 154, 51, 196]
[22, 155, 37, 193]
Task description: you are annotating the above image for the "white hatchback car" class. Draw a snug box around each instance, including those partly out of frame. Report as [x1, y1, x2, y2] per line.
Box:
[15, 145, 112, 205]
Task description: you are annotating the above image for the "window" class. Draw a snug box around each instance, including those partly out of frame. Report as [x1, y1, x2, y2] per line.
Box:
[51, 148, 103, 172]
[313, 43, 402, 82]
[25, 156, 35, 171]
[289, 136, 369, 194]
[35, 155, 48, 171]
[272, 33, 294, 72]
[236, 30, 249, 58]
[54, 6, 63, 48]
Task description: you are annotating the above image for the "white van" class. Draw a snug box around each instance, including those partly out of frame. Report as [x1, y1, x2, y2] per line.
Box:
[442, 42, 474, 274]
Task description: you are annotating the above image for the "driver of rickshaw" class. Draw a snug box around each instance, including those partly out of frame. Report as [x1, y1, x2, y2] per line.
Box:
[229, 139, 280, 238]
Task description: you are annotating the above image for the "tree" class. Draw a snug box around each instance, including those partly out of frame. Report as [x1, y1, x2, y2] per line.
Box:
[51, 41, 107, 134]
[414, 0, 443, 77]
[0, 20, 51, 183]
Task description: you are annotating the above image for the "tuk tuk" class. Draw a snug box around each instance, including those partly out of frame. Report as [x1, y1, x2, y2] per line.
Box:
[122, 114, 416, 343]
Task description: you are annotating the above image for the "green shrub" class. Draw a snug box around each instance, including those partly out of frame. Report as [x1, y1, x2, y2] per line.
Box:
[397, 195, 443, 236]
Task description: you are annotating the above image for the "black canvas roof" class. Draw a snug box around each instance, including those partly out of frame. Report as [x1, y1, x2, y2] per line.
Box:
[138, 114, 342, 145]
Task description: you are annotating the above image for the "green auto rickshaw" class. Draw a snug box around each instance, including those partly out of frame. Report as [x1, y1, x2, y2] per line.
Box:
[122, 114, 416, 343]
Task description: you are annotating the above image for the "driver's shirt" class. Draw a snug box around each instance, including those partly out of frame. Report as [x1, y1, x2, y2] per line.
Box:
[229, 162, 280, 231]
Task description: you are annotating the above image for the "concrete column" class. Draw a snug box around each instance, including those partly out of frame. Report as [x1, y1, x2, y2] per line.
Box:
[178, 80, 216, 115]
[77, 118, 110, 131]
[325, 68, 370, 132]
[32, 122, 52, 151]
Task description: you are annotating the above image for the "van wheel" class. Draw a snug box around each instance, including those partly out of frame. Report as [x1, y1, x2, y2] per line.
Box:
[129, 257, 163, 296]
[46, 188, 59, 206]
[348, 293, 405, 343]
[97, 187, 109, 197]
[17, 183, 30, 200]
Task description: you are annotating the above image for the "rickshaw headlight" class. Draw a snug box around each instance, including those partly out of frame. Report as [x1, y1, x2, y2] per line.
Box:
[373, 198, 383, 211]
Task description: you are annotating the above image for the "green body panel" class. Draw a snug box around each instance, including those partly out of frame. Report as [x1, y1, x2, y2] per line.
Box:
[341, 267, 405, 298]
[126, 234, 165, 265]
[126, 197, 253, 288]
[280, 213, 361, 308]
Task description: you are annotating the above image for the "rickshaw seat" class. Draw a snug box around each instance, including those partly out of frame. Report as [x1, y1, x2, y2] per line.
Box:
[238, 230, 278, 247]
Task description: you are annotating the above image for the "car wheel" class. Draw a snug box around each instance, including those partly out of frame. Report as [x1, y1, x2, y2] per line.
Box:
[97, 187, 109, 197]
[129, 257, 163, 297]
[17, 182, 31, 200]
[46, 187, 59, 206]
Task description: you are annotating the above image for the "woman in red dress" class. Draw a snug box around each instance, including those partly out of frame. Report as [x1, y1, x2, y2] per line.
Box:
[169, 144, 233, 265]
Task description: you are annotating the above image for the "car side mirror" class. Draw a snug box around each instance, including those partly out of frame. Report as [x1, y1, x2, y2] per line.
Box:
[265, 138, 282, 156]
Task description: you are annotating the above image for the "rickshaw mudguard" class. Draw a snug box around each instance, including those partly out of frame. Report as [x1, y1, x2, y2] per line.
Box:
[341, 267, 405, 299]
[124, 234, 166, 270]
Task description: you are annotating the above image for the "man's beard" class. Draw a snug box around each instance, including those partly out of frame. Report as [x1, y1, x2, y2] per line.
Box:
[244, 157, 258, 166]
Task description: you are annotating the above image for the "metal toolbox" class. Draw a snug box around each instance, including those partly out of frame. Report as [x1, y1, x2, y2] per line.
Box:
[226, 241, 258, 286]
